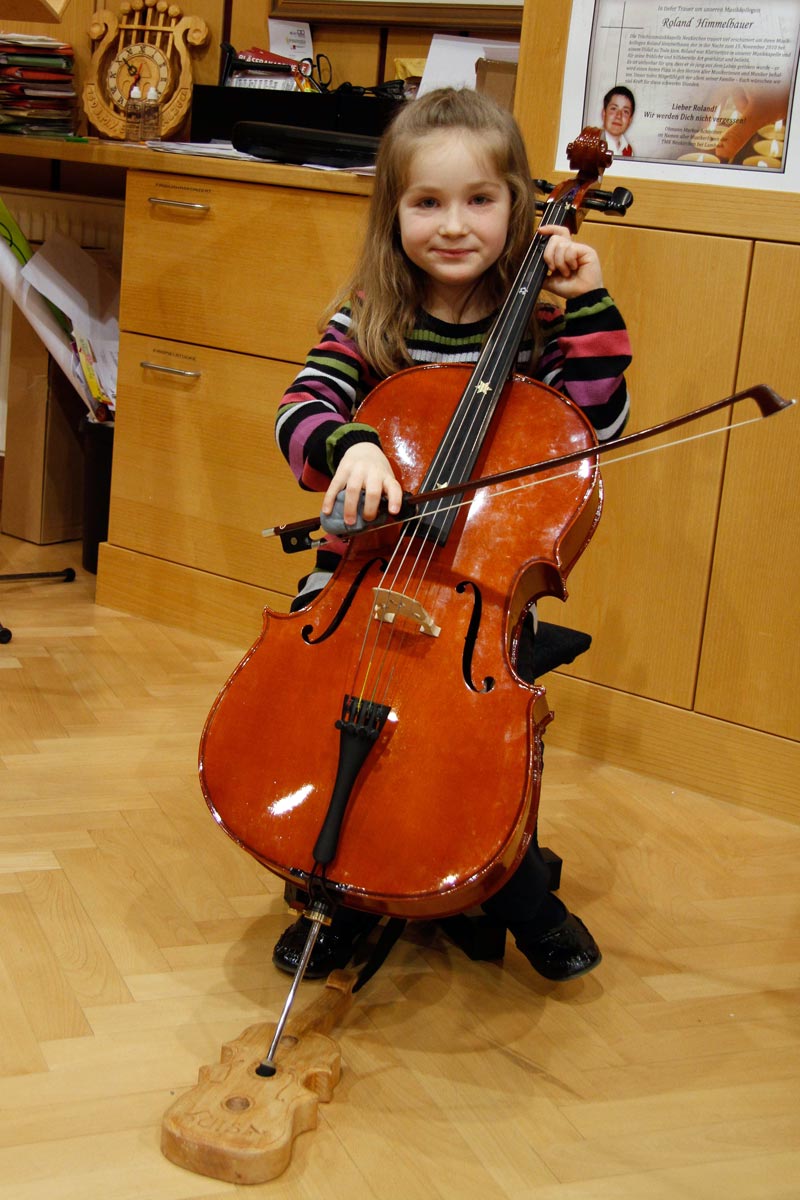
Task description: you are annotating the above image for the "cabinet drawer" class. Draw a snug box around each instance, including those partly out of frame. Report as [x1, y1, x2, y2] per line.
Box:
[120, 171, 367, 359]
[109, 333, 319, 595]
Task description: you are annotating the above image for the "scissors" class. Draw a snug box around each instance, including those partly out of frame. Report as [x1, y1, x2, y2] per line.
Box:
[299, 53, 332, 92]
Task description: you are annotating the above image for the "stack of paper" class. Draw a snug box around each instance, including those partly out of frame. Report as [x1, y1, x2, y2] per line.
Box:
[21, 228, 119, 417]
[0, 31, 76, 137]
[0, 197, 116, 418]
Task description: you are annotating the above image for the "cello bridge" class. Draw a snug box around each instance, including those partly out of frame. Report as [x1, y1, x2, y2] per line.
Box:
[372, 588, 441, 638]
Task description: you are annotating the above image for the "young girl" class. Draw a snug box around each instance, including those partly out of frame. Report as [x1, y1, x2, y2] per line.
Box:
[273, 87, 631, 982]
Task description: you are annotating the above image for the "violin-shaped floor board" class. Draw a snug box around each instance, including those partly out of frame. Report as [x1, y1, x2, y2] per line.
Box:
[161, 970, 356, 1184]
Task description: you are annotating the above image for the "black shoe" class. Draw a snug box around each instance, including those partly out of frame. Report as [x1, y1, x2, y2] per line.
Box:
[516, 913, 601, 981]
[272, 912, 379, 979]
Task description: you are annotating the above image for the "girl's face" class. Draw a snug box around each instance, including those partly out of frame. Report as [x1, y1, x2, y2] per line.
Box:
[397, 130, 512, 320]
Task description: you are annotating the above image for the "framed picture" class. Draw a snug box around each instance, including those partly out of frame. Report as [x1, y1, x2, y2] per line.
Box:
[558, 0, 800, 189]
[269, 0, 523, 30]
[516, 0, 800, 242]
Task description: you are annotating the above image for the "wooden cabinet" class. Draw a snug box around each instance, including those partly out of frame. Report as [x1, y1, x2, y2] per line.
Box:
[85, 45, 796, 821]
[514, 0, 800, 821]
[538, 223, 752, 708]
[96, 168, 369, 638]
[10, 0, 794, 822]
[109, 335, 309, 595]
[695, 242, 800, 742]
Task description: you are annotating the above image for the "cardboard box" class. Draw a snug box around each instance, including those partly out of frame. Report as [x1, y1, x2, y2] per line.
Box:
[1, 304, 84, 543]
[475, 59, 518, 112]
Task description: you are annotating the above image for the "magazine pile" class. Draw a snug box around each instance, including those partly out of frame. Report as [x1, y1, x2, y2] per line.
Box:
[0, 31, 76, 136]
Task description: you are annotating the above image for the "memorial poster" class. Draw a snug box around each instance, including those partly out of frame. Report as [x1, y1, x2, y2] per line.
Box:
[558, 0, 800, 190]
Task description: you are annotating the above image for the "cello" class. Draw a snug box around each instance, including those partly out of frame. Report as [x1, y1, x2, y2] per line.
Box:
[164, 126, 791, 1182]
[199, 128, 619, 940]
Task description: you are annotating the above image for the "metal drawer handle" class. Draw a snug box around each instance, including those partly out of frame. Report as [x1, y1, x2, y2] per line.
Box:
[140, 360, 202, 378]
[147, 197, 211, 211]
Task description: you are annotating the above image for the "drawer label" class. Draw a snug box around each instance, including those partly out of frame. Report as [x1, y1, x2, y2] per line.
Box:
[146, 181, 214, 198]
[147, 345, 199, 365]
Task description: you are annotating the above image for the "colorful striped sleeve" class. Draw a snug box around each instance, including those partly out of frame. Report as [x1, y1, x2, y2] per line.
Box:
[275, 308, 383, 490]
[534, 288, 632, 442]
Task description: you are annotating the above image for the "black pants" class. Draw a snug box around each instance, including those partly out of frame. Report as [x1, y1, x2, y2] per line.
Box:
[480, 827, 564, 938]
[479, 613, 566, 938]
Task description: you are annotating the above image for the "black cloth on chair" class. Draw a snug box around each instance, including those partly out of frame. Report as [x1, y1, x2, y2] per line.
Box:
[519, 617, 592, 682]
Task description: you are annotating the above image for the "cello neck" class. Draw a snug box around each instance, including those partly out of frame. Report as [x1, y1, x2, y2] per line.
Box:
[411, 127, 615, 544]
[415, 186, 594, 545]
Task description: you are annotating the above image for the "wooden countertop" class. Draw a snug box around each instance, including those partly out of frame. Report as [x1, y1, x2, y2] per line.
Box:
[0, 133, 374, 195]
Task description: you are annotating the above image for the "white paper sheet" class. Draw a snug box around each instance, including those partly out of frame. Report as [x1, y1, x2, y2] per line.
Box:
[0, 237, 79, 403]
[267, 18, 313, 61]
[418, 34, 519, 96]
[20, 230, 119, 403]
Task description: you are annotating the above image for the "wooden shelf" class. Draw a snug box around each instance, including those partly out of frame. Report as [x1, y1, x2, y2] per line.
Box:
[0, 134, 374, 195]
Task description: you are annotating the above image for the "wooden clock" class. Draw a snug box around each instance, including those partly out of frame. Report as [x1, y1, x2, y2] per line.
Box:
[83, 0, 209, 140]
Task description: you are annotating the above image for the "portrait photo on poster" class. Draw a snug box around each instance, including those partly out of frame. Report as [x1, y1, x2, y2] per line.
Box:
[558, 0, 800, 191]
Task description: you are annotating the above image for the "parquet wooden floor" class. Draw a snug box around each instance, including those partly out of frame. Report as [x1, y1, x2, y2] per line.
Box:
[1, 532, 798, 1200]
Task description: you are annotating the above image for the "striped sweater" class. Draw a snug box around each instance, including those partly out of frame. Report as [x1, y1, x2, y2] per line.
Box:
[275, 288, 631, 604]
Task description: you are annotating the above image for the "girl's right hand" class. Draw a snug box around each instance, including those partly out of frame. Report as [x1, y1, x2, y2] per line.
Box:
[322, 442, 404, 527]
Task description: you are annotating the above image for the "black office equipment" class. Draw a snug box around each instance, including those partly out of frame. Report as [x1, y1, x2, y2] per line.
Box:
[232, 121, 380, 167]
[190, 83, 402, 146]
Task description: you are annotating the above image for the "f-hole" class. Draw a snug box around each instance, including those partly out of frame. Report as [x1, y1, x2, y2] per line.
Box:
[457, 580, 494, 694]
[303, 557, 388, 644]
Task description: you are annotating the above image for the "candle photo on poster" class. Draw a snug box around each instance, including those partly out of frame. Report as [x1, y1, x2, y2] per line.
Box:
[576, 0, 799, 173]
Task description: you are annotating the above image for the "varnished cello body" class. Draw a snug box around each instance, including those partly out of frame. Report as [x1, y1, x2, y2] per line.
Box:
[199, 362, 601, 919]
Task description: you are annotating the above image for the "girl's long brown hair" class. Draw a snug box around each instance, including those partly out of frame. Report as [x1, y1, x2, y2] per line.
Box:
[327, 88, 540, 378]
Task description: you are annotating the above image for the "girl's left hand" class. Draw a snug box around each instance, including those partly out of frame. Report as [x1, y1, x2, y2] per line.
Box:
[538, 224, 604, 299]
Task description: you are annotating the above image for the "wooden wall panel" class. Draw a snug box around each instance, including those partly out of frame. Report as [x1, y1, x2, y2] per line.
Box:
[305, 25, 382, 89]
[384, 26, 517, 82]
[695, 242, 800, 740]
[229, 4, 512, 89]
[514, 0, 800, 243]
[0, 0, 94, 86]
[537, 223, 751, 707]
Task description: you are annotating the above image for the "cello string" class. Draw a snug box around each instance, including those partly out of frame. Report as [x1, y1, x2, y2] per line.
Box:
[389, 226, 558, 602]
[347, 403, 765, 707]
[435, 228, 563, 492]
[342, 195, 574, 708]
[345, 506, 439, 707]
[388, 233, 555, 606]
[413, 202, 566, 500]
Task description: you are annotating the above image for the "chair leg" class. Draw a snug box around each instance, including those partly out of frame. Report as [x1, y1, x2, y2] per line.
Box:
[0, 568, 76, 643]
[0, 568, 76, 583]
